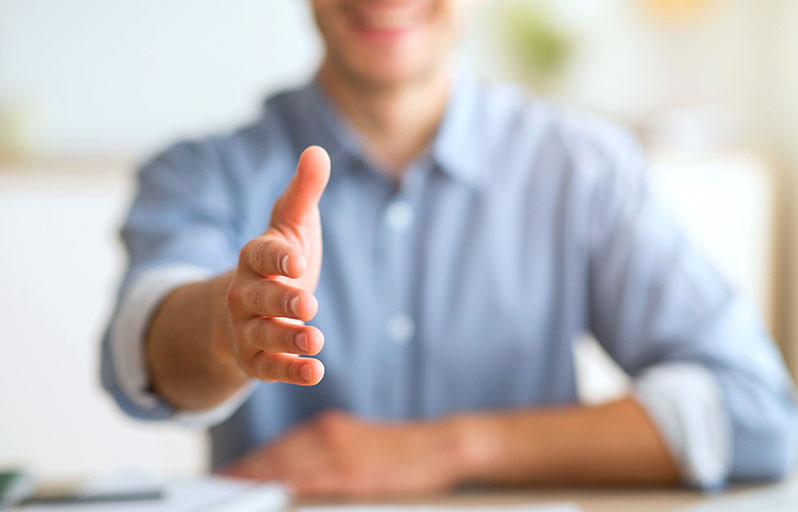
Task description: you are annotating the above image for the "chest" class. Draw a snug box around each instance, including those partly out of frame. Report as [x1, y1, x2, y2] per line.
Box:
[302, 168, 589, 417]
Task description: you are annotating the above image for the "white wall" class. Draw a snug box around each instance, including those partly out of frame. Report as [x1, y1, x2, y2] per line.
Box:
[2, 0, 792, 157]
[0, 0, 321, 156]
[0, 161, 207, 480]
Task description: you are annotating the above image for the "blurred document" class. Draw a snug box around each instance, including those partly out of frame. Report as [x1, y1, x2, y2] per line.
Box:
[299, 504, 579, 512]
[676, 478, 798, 512]
[16, 476, 288, 512]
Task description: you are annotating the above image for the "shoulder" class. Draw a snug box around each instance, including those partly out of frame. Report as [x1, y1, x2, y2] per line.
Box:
[473, 77, 645, 186]
[544, 105, 646, 178]
[137, 85, 305, 187]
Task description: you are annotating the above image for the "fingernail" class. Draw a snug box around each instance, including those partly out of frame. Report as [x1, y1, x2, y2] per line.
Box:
[289, 295, 300, 316]
[295, 332, 309, 352]
[300, 363, 313, 382]
[279, 253, 290, 275]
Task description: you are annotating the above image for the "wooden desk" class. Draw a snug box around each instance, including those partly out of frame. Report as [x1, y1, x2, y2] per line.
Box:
[295, 489, 700, 511]
[294, 477, 798, 511]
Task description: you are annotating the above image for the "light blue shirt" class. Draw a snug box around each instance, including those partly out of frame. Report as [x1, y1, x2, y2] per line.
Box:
[101, 70, 796, 488]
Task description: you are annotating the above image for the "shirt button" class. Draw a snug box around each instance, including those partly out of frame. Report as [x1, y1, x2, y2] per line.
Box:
[387, 314, 415, 344]
[385, 201, 414, 231]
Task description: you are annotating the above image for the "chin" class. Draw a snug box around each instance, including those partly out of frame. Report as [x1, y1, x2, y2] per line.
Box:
[317, 0, 452, 88]
[338, 49, 441, 89]
[360, 64, 427, 86]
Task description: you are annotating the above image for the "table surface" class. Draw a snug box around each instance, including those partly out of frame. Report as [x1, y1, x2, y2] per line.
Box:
[292, 477, 798, 511]
[295, 489, 700, 512]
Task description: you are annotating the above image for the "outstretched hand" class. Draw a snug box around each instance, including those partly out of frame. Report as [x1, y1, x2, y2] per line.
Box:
[225, 146, 331, 386]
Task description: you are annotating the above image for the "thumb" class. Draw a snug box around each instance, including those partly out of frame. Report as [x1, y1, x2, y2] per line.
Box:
[271, 145, 331, 228]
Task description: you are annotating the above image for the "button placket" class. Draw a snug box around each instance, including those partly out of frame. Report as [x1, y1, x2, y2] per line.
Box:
[385, 200, 414, 231]
[383, 193, 416, 346]
[386, 313, 415, 344]
[374, 164, 426, 417]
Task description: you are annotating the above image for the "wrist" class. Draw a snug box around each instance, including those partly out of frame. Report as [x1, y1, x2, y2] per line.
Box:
[435, 414, 500, 485]
[208, 271, 247, 381]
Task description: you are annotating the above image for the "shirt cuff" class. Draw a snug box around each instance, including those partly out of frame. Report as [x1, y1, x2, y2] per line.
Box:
[633, 361, 731, 490]
[110, 264, 255, 429]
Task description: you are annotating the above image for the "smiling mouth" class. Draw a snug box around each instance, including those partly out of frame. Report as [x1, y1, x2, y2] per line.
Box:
[345, 1, 432, 37]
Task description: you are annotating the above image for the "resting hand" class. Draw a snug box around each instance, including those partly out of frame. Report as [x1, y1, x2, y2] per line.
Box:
[221, 411, 466, 498]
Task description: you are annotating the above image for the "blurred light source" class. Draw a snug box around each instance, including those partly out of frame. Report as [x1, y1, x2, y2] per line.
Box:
[640, 0, 716, 21]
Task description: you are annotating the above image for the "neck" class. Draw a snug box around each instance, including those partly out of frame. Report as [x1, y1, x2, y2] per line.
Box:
[318, 60, 451, 178]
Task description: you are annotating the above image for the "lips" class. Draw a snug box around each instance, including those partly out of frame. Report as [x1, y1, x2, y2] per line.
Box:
[346, 1, 431, 34]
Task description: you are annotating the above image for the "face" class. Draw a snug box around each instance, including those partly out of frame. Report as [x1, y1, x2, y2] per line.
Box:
[310, 0, 477, 89]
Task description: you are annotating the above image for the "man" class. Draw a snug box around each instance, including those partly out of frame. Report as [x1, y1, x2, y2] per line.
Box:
[102, 0, 796, 497]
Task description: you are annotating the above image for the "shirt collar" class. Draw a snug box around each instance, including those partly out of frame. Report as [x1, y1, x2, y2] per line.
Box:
[285, 66, 488, 188]
[288, 78, 365, 186]
[429, 66, 488, 188]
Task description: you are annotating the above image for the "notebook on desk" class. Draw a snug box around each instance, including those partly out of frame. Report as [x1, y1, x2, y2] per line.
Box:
[14, 476, 288, 512]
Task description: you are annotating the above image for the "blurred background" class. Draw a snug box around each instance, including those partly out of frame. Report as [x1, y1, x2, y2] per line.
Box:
[1, 0, 796, 481]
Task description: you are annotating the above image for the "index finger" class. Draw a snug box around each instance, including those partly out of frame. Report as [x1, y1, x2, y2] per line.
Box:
[241, 236, 306, 278]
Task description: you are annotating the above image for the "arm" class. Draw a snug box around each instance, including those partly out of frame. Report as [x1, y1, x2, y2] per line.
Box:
[221, 398, 678, 497]
[144, 271, 242, 410]
[454, 397, 680, 486]
[147, 146, 330, 411]
[582, 125, 797, 486]
[103, 145, 332, 416]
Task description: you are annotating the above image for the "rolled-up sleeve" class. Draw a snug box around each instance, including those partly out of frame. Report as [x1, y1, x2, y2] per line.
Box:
[583, 127, 797, 488]
[634, 361, 731, 489]
[100, 141, 245, 421]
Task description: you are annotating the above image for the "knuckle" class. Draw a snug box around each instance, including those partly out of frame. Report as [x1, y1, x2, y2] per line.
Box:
[253, 243, 271, 273]
[248, 320, 266, 350]
[225, 283, 242, 310]
[249, 283, 268, 314]
[281, 325, 297, 351]
[282, 292, 294, 316]
[240, 239, 258, 266]
[260, 354, 278, 380]
[246, 239, 273, 274]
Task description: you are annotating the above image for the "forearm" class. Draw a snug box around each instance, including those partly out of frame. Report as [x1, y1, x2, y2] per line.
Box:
[146, 270, 249, 410]
[450, 397, 680, 487]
